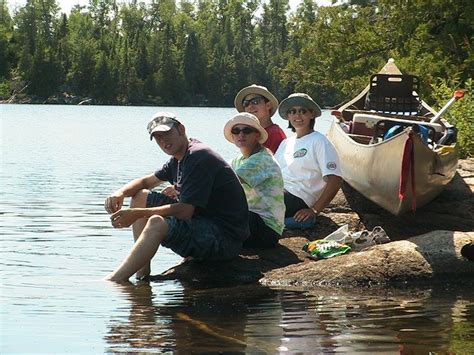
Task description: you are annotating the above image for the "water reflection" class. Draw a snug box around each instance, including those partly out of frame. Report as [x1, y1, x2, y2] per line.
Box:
[106, 282, 279, 352]
[105, 282, 474, 353]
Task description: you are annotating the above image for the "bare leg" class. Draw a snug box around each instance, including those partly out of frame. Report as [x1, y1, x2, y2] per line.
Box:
[130, 189, 152, 278]
[106, 215, 169, 282]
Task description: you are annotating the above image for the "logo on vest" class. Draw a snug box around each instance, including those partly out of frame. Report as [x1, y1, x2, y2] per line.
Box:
[293, 148, 307, 158]
[327, 162, 337, 170]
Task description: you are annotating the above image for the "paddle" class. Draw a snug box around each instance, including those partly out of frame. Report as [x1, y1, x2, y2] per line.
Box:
[429, 90, 465, 123]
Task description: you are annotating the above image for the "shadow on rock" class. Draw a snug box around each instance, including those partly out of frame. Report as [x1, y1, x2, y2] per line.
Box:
[150, 243, 302, 286]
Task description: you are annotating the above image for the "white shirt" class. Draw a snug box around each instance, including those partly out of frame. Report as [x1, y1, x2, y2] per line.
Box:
[274, 131, 342, 207]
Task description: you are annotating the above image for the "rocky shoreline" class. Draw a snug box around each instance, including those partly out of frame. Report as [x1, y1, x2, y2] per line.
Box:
[150, 159, 474, 288]
[1, 91, 96, 105]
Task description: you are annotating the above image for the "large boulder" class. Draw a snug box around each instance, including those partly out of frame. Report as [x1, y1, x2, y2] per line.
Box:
[261, 231, 474, 287]
[152, 231, 473, 287]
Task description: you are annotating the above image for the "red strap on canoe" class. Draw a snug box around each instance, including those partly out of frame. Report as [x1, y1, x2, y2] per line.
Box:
[399, 133, 417, 211]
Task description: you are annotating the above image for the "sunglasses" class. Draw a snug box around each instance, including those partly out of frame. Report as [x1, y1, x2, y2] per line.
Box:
[242, 96, 265, 108]
[231, 127, 258, 135]
[287, 108, 311, 115]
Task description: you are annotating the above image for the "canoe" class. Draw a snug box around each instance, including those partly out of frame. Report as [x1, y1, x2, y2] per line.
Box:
[328, 59, 459, 215]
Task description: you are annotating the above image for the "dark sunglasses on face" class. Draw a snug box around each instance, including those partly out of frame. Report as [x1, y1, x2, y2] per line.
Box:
[287, 108, 310, 115]
[231, 126, 258, 135]
[242, 96, 265, 108]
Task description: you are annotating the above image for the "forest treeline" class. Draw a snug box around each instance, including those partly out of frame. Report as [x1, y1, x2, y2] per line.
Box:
[0, 0, 473, 156]
[0, 0, 472, 105]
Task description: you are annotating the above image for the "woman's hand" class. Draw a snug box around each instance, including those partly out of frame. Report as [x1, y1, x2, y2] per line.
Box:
[104, 192, 125, 214]
[293, 208, 317, 222]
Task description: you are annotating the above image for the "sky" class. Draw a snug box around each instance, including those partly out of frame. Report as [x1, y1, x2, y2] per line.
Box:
[8, 0, 335, 14]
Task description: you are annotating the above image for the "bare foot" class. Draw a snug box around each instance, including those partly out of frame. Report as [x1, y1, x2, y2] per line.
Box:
[135, 267, 151, 280]
[104, 273, 128, 283]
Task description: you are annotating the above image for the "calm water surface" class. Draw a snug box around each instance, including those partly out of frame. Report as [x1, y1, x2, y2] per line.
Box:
[1, 104, 473, 353]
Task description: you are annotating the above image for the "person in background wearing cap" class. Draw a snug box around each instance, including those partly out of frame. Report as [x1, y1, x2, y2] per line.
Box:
[274, 93, 343, 227]
[234, 84, 286, 154]
[224, 113, 285, 248]
[104, 112, 249, 282]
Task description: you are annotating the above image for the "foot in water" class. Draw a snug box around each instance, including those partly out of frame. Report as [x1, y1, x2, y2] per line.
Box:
[135, 265, 151, 281]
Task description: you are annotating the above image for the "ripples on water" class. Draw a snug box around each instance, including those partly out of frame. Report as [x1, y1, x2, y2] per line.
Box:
[1, 105, 473, 353]
[102, 283, 474, 354]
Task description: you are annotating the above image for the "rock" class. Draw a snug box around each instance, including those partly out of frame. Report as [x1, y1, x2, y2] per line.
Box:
[261, 231, 474, 287]
[78, 98, 93, 105]
[45, 95, 66, 104]
[150, 159, 474, 288]
[151, 231, 474, 288]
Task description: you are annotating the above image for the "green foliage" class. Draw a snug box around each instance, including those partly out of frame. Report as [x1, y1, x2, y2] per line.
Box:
[448, 321, 474, 354]
[2, 0, 472, 113]
[28, 45, 61, 96]
[283, 5, 385, 105]
[0, 26, 10, 79]
[431, 78, 474, 158]
[183, 31, 208, 105]
[93, 52, 116, 104]
[0, 79, 10, 98]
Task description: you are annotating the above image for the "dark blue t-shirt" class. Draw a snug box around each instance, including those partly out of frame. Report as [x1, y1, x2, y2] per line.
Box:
[154, 139, 249, 242]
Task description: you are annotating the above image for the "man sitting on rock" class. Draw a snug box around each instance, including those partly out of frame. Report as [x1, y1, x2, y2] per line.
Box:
[104, 112, 249, 282]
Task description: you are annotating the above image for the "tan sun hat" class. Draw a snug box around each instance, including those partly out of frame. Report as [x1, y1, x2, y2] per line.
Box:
[224, 112, 268, 144]
[278, 93, 322, 119]
[234, 84, 279, 116]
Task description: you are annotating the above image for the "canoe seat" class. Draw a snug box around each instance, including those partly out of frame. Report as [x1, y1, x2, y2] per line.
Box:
[364, 74, 422, 115]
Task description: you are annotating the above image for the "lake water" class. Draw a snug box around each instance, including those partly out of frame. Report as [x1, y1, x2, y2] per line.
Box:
[1, 104, 473, 354]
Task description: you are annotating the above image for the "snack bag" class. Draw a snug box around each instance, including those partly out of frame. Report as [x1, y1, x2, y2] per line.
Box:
[303, 240, 351, 260]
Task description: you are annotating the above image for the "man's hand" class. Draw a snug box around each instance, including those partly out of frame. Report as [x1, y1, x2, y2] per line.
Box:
[161, 185, 178, 200]
[105, 193, 125, 214]
[110, 209, 142, 228]
[293, 208, 317, 222]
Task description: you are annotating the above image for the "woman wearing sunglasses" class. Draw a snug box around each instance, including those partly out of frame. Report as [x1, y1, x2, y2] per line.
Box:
[224, 113, 285, 247]
[274, 93, 343, 228]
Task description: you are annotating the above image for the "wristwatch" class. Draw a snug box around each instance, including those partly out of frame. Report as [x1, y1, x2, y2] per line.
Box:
[311, 207, 319, 215]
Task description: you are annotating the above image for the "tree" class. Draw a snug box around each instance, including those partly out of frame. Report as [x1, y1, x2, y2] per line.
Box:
[28, 42, 60, 96]
[183, 31, 208, 105]
[93, 51, 116, 103]
[256, 0, 289, 98]
[0, 3, 13, 79]
[156, 24, 183, 104]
